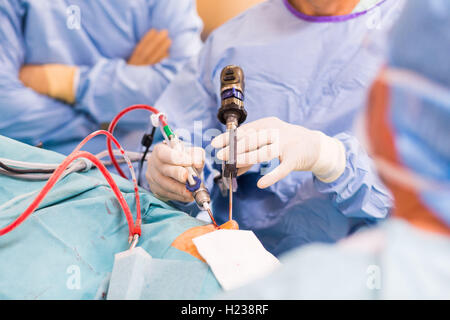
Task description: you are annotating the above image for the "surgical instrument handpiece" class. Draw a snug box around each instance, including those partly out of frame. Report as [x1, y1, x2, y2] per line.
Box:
[161, 124, 216, 225]
[218, 65, 247, 130]
[218, 65, 247, 220]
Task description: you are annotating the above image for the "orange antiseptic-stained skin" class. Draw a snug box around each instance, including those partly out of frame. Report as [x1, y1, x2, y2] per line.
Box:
[171, 224, 217, 262]
[171, 220, 240, 262]
[219, 220, 239, 230]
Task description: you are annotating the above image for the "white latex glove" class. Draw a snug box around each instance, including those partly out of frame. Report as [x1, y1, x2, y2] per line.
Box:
[146, 142, 205, 202]
[211, 117, 346, 189]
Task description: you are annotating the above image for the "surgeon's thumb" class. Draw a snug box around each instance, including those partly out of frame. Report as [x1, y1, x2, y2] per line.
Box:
[257, 160, 295, 189]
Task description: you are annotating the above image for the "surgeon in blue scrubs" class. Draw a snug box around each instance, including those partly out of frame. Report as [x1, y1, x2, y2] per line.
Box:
[145, 0, 405, 256]
[0, 0, 203, 155]
[221, 0, 450, 298]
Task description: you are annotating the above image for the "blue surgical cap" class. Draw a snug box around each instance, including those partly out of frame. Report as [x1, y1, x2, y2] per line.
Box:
[389, 0, 450, 88]
[387, 0, 450, 226]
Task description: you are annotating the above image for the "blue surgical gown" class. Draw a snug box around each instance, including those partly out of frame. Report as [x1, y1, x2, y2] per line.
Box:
[219, 219, 450, 299]
[154, 0, 404, 255]
[0, 0, 203, 155]
[0, 135, 221, 299]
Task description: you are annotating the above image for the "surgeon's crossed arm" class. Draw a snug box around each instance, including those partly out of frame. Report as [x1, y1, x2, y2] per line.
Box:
[128, 29, 172, 66]
[19, 29, 172, 105]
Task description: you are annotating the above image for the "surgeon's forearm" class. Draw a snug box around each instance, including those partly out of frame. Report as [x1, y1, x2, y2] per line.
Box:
[74, 59, 174, 125]
[128, 29, 172, 66]
[314, 133, 393, 219]
[0, 75, 97, 148]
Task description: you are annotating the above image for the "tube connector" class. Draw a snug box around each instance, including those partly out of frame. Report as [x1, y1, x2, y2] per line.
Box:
[129, 234, 139, 250]
[185, 175, 202, 192]
[193, 186, 211, 211]
[150, 112, 167, 127]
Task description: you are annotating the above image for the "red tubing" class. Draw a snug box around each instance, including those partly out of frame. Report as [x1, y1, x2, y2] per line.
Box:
[73, 130, 141, 231]
[107, 104, 161, 179]
[0, 151, 135, 237]
[1, 106, 174, 238]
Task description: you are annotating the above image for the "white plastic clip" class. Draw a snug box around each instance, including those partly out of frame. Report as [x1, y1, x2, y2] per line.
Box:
[78, 158, 93, 172]
[150, 112, 167, 128]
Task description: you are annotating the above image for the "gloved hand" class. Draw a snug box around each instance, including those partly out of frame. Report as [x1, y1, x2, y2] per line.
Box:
[19, 64, 78, 104]
[128, 29, 172, 66]
[146, 142, 205, 202]
[211, 117, 346, 189]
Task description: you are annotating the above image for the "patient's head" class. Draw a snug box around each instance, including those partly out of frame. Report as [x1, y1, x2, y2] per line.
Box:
[366, 0, 450, 234]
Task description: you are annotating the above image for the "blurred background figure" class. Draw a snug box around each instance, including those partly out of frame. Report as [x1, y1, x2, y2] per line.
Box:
[221, 0, 450, 299]
[197, 0, 265, 39]
[0, 0, 202, 155]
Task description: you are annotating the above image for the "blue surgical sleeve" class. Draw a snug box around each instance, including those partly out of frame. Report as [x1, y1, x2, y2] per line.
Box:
[74, 0, 203, 126]
[314, 133, 393, 219]
[0, 1, 97, 149]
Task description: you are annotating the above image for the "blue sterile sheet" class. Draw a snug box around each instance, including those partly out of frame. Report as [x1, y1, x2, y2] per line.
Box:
[0, 135, 221, 299]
